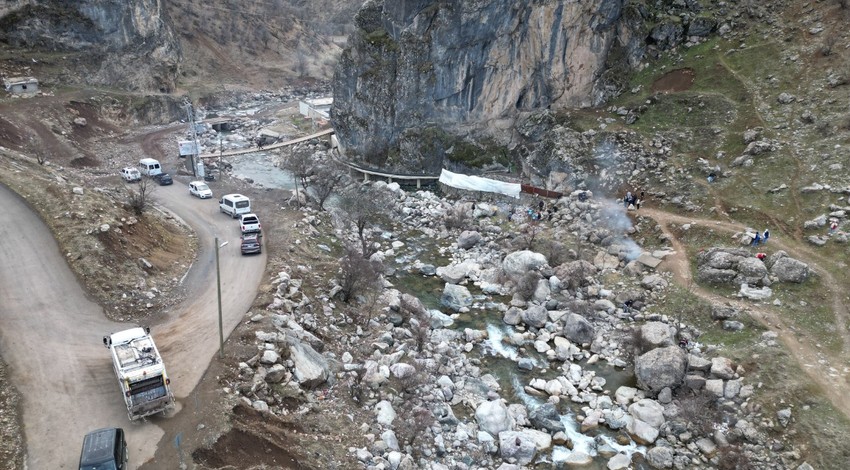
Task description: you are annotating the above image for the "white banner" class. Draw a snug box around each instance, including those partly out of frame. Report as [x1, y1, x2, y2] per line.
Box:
[439, 169, 521, 199]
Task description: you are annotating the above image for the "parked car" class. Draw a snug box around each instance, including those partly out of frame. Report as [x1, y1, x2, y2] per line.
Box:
[239, 213, 261, 234]
[188, 181, 213, 199]
[153, 172, 173, 185]
[120, 167, 141, 182]
[240, 232, 262, 255]
[79, 427, 128, 470]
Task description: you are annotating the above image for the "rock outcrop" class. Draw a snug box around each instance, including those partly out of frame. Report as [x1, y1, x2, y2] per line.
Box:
[0, 0, 180, 91]
[332, 0, 640, 172]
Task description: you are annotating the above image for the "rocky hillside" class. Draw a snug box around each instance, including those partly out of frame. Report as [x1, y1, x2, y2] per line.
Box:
[0, 0, 362, 92]
[331, 0, 717, 172]
[0, 0, 180, 91]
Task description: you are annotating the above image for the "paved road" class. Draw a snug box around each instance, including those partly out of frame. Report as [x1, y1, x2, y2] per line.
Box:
[0, 180, 265, 469]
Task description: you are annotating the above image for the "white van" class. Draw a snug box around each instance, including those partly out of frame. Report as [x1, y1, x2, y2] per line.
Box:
[138, 158, 162, 176]
[219, 194, 251, 218]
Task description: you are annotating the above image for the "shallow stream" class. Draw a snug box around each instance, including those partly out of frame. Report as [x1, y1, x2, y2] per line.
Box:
[389, 237, 647, 468]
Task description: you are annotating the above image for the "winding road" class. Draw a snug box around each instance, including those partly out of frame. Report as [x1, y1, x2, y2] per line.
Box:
[0, 181, 265, 469]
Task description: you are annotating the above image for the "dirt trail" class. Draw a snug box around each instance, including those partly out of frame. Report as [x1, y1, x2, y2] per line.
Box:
[639, 207, 850, 420]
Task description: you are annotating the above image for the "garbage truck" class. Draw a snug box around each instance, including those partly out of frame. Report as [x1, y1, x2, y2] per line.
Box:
[103, 327, 174, 420]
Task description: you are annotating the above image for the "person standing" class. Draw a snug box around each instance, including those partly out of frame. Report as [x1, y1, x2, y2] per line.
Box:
[624, 192, 632, 208]
[751, 232, 761, 246]
[763, 229, 770, 244]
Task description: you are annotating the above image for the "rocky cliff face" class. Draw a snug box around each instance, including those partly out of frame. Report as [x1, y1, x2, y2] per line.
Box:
[332, 0, 645, 172]
[0, 0, 179, 91]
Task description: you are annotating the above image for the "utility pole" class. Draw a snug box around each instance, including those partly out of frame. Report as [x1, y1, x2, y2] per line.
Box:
[185, 101, 204, 178]
[215, 237, 228, 358]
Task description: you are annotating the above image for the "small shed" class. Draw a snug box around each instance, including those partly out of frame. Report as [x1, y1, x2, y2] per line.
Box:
[298, 97, 332, 120]
[4, 77, 39, 95]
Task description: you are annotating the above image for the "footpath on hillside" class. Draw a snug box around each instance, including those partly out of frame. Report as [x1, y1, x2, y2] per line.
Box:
[638, 206, 850, 421]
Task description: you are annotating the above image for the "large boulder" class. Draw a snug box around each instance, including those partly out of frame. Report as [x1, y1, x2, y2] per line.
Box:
[441, 283, 473, 311]
[457, 230, 482, 249]
[734, 257, 769, 286]
[563, 313, 595, 345]
[287, 337, 329, 389]
[640, 322, 676, 348]
[502, 250, 548, 281]
[770, 256, 810, 283]
[634, 346, 688, 393]
[437, 261, 480, 284]
[522, 304, 549, 328]
[696, 266, 737, 285]
[628, 399, 665, 428]
[475, 399, 514, 436]
[647, 446, 675, 469]
[529, 403, 566, 434]
[498, 431, 537, 466]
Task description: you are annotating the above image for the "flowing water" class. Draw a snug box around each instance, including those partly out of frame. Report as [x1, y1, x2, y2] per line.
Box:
[390, 263, 646, 467]
[228, 151, 298, 190]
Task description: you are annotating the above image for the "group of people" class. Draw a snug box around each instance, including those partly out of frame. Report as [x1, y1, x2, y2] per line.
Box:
[751, 229, 770, 246]
[624, 191, 644, 210]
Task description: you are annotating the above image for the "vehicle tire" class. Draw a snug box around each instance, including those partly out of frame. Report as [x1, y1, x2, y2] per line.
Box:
[231, 212, 237, 219]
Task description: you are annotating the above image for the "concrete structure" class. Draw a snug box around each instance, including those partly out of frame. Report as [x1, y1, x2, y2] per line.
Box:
[3, 76, 38, 95]
[299, 97, 332, 120]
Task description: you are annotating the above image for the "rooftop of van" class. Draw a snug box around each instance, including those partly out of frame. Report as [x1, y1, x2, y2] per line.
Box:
[139, 158, 159, 164]
[223, 194, 249, 200]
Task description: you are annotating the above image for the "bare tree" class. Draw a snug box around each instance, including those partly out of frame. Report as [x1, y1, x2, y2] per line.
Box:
[280, 147, 313, 207]
[336, 248, 383, 305]
[311, 161, 346, 210]
[127, 178, 153, 215]
[337, 184, 394, 257]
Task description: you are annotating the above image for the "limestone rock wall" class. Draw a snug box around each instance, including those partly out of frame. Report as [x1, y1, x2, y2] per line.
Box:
[0, 0, 179, 91]
[332, 0, 639, 171]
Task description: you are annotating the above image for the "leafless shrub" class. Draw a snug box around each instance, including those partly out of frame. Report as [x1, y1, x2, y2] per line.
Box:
[838, 0, 850, 10]
[513, 223, 543, 250]
[717, 445, 754, 470]
[391, 370, 427, 398]
[536, 239, 569, 267]
[127, 178, 153, 215]
[515, 271, 541, 301]
[676, 392, 720, 436]
[337, 184, 394, 257]
[36, 151, 48, 165]
[411, 317, 431, 352]
[820, 34, 837, 56]
[336, 248, 382, 305]
[816, 120, 833, 137]
[624, 326, 655, 358]
[444, 206, 467, 230]
[394, 404, 435, 453]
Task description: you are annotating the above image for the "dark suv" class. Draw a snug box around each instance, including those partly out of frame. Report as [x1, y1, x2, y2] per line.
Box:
[154, 172, 173, 185]
[241, 232, 262, 255]
[79, 428, 128, 470]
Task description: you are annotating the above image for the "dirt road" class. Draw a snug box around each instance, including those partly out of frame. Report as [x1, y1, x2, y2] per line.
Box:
[0, 181, 265, 469]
